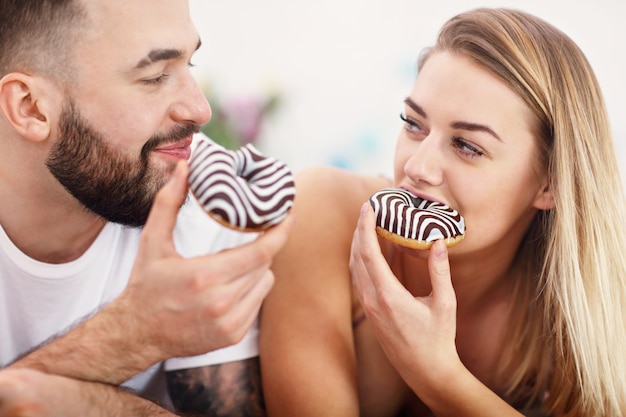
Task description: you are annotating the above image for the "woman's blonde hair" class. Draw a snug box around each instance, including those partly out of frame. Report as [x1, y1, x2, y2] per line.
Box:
[423, 8, 626, 416]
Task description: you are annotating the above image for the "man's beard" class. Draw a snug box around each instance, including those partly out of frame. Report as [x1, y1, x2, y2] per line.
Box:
[46, 98, 198, 227]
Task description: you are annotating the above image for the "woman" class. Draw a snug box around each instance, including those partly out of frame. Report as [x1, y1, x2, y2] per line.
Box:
[260, 8, 626, 417]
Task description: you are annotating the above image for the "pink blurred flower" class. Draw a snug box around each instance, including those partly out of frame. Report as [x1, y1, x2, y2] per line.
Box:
[221, 97, 265, 145]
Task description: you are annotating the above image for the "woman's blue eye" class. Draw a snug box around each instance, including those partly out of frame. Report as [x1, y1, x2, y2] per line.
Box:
[399, 113, 422, 133]
[452, 136, 484, 157]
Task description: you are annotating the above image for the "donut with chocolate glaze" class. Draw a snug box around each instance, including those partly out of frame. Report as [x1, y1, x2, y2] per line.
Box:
[368, 188, 465, 249]
[188, 139, 295, 232]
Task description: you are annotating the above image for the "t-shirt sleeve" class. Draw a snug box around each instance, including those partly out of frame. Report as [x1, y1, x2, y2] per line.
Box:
[167, 190, 261, 370]
[164, 317, 260, 371]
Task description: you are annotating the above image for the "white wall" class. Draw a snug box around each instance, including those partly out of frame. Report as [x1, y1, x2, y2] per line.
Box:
[189, 0, 626, 180]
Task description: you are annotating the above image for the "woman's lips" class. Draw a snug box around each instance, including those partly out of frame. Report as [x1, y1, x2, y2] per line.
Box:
[399, 186, 440, 205]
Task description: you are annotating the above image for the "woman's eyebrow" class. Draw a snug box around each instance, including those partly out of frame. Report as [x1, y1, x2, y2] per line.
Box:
[405, 96, 502, 142]
[404, 97, 427, 118]
[451, 121, 502, 142]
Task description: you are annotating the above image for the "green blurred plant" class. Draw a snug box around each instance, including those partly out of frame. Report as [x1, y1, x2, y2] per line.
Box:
[200, 85, 281, 150]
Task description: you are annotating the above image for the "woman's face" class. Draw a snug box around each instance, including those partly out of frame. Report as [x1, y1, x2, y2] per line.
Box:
[393, 51, 552, 256]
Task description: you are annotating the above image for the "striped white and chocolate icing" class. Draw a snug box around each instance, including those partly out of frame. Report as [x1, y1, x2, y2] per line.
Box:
[189, 140, 295, 231]
[369, 188, 465, 244]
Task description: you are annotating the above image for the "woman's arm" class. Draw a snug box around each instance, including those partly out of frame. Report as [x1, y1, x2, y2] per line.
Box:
[260, 167, 371, 417]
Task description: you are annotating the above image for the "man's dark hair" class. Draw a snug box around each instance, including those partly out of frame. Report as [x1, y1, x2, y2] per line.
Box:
[0, 0, 86, 80]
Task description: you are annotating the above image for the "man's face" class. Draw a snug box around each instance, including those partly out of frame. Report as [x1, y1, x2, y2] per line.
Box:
[46, 98, 198, 227]
[47, 0, 211, 226]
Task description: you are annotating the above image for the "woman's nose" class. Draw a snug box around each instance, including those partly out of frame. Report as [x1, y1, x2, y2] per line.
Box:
[403, 135, 444, 186]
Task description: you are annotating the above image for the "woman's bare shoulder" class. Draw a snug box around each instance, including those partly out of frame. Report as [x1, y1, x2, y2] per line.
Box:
[294, 166, 390, 218]
[277, 166, 389, 266]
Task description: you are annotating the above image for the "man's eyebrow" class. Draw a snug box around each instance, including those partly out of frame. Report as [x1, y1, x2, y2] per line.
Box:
[134, 39, 202, 69]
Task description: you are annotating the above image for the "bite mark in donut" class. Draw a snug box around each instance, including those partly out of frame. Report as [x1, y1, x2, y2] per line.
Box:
[368, 188, 465, 249]
[188, 140, 295, 232]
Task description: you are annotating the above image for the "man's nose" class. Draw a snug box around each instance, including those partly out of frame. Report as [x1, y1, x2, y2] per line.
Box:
[170, 73, 212, 126]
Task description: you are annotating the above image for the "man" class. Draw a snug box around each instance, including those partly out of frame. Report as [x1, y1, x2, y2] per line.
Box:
[0, 0, 292, 415]
[0, 368, 136, 416]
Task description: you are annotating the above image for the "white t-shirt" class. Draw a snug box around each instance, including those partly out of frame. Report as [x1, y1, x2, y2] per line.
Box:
[0, 177, 259, 407]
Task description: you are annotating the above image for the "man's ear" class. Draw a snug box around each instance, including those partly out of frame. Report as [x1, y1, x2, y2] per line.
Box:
[533, 179, 555, 211]
[0, 73, 57, 142]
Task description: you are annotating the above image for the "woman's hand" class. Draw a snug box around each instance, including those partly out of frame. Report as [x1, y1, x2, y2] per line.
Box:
[349, 203, 462, 394]
[350, 204, 526, 417]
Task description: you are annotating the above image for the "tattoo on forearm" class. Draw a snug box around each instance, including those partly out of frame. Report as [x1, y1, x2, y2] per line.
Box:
[166, 357, 266, 417]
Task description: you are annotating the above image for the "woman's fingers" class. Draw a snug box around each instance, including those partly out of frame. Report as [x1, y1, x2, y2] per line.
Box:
[427, 240, 457, 315]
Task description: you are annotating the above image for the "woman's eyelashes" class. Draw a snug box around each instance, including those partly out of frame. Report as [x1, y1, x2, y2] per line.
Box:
[452, 136, 485, 158]
[399, 113, 485, 159]
[400, 113, 424, 135]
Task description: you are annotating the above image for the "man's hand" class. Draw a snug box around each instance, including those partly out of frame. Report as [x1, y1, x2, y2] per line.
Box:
[10, 161, 294, 385]
[120, 160, 295, 364]
[0, 368, 174, 417]
[0, 368, 84, 417]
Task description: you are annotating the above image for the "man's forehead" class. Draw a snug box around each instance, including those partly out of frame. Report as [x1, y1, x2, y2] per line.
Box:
[82, 0, 194, 37]
[77, 0, 199, 69]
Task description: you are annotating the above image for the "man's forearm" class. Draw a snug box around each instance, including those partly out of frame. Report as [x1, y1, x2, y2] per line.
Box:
[73, 382, 178, 417]
[8, 299, 158, 385]
[0, 368, 177, 417]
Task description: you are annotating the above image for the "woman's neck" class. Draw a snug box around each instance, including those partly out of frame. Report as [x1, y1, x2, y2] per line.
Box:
[394, 242, 519, 315]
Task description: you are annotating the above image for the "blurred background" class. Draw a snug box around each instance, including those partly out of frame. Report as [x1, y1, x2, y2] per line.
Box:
[189, 0, 625, 182]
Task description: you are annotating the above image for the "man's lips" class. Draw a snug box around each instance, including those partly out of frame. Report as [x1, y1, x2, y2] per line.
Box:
[153, 137, 193, 160]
